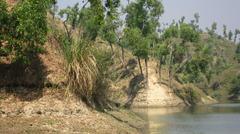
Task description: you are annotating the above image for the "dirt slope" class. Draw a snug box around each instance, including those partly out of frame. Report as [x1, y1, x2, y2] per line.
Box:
[132, 60, 185, 107]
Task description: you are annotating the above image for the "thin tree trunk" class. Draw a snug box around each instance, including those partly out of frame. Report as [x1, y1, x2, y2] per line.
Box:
[121, 46, 125, 65]
[121, 46, 127, 70]
[234, 35, 237, 43]
[145, 58, 149, 86]
[159, 58, 162, 85]
[110, 43, 114, 56]
[63, 21, 72, 42]
[169, 45, 173, 89]
[137, 57, 143, 75]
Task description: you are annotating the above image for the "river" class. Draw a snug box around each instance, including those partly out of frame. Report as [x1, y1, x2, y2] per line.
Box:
[133, 103, 240, 134]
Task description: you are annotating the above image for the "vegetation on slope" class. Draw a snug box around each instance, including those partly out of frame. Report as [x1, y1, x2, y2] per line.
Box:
[1, 0, 240, 109]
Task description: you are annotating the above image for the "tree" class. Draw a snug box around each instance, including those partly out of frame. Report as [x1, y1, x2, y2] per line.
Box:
[124, 0, 164, 84]
[0, 0, 53, 63]
[193, 13, 200, 30]
[230, 75, 240, 96]
[228, 30, 233, 41]
[155, 43, 169, 84]
[123, 28, 145, 75]
[59, 0, 104, 41]
[59, 3, 81, 40]
[87, 0, 104, 40]
[166, 38, 183, 88]
[234, 29, 240, 43]
[50, 0, 58, 20]
[179, 16, 185, 24]
[180, 23, 200, 43]
[207, 22, 217, 36]
[236, 43, 240, 63]
[161, 21, 200, 87]
[0, 0, 10, 57]
[100, 0, 120, 55]
[162, 24, 179, 39]
[223, 25, 228, 38]
[125, 0, 164, 35]
[194, 13, 200, 24]
[236, 43, 240, 54]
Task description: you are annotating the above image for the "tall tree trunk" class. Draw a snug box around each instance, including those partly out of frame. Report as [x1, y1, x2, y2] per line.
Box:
[121, 46, 125, 67]
[159, 58, 162, 85]
[169, 45, 173, 89]
[63, 21, 72, 42]
[234, 35, 237, 43]
[110, 43, 114, 56]
[137, 57, 143, 75]
[145, 58, 148, 86]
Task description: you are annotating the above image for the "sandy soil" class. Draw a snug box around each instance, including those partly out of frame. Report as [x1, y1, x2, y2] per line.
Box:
[133, 60, 185, 107]
[0, 88, 146, 134]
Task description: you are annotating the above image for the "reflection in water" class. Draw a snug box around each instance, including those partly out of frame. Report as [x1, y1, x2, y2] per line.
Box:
[133, 103, 240, 134]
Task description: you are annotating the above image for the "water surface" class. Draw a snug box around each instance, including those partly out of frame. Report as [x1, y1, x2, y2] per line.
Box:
[133, 103, 240, 134]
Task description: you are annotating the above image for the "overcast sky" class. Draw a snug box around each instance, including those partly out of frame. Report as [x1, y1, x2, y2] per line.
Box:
[57, 0, 240, 36]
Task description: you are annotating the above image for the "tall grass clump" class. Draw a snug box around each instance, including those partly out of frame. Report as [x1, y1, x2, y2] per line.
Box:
[58, 33, 98, 104]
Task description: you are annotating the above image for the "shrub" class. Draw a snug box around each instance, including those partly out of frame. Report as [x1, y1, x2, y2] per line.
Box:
[0, 0, 53, 63]
[230, 75, 240, 95]
[174, 84, 201, 105]
[59, 36, 98, 103]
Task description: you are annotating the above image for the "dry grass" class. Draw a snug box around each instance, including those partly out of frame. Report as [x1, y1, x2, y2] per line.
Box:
[63, 39, 98, 103]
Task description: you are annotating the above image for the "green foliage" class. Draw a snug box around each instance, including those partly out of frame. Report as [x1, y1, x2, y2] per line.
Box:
[0, 0, 52, 63]
[133, 37, 149, 59]
[13, 0, 50, 45]
[234, 29, 240, 43]
[156, 43, 169, 58]
[223, 25, 228, 38]
[122, 28, 148, 59]
[182, 56, 209, 83]
[49, 0, 58, 19]
[124, 0, 164, 63]
[180, 23, 200, 42]
[174, 84, 201, 105]
[207, 22, 217, 36]
[125, 0, 164, 36]
[57, 31, 99, 103]
[236, 44, 240, 55]
[194, 13, 200, 24]
[162, 24, 179, 39]
[230, 75, 240, 95]
[59, 0, 104, 40]
[0, 0, 10, 56]
[100, 0, 120, 47]
[59, 3, 81, 30]
[88, 0, 104, 40]
[0, 0, 8, 29]
[236, 44, 240, 62]
[162, 23, 199, 43]
[228, 30, 233, 41]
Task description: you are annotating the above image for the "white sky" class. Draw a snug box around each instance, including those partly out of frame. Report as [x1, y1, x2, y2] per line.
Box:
[57, 0, 240, 38]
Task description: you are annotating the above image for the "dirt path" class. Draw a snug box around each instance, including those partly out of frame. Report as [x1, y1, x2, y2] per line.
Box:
[133, 60, 184, 107]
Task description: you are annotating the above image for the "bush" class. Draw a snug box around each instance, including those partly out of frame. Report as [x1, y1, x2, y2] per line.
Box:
[55, 30, 112, 109]
[230, 75, 240, 95]
[180, 23, 200, 42]
[174, 84, 201, 105]
[0, 0, 52, 63]
[58, 35, 98, 103]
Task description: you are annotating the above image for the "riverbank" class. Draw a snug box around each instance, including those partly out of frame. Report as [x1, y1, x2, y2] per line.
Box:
[0, 87, 146, 134]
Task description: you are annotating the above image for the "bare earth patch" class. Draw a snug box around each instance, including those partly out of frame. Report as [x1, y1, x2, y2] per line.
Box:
[0, 88, 145, 134]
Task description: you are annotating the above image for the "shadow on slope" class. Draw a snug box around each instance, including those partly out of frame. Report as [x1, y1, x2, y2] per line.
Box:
[0, 55, 47, 101]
